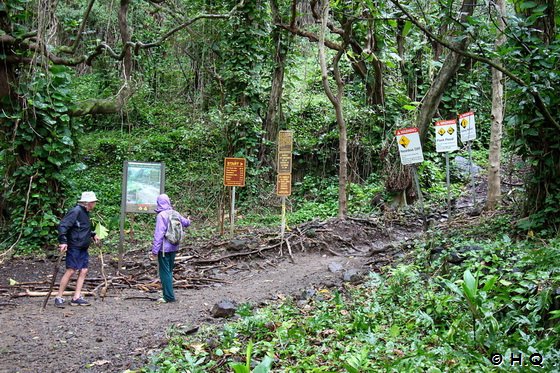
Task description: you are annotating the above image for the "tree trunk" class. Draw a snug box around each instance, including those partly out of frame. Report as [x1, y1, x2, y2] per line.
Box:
[365, 21, 384, 106]
[318, 1, 347, 219]
[415, 0, 477, 141]
[118, 0, 132, 81]
[518, 0, 559, 223]
[486, 0, 506, 211]
[0, 9, 15, 100]
[262, 0, 289, 167]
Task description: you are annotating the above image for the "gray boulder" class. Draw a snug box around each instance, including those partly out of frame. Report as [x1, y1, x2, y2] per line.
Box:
[453, 156, 482, 178]
[211, 299, 237, 318]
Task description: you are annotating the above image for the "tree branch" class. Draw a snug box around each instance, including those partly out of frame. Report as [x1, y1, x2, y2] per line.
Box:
[58, 0, 96, 54]
[276, 23, 342, 50]
[5, 1, 247, 68]
[390, 0, 560, 131]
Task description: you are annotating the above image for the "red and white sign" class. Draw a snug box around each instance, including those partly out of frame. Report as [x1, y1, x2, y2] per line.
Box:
[395, 127, 424, 165]
[459, 112, 476, 143]
[435, 119, 458, 153]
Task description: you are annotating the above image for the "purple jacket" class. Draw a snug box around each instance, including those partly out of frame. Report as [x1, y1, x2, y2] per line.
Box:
[151, 194, 191, 255]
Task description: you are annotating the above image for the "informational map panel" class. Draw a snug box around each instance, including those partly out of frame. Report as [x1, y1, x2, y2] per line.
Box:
[435, 119, 458, 153]
[396, 127, 424, 165]
[459, 112, 476, 143]
[123, 161, 165, 213]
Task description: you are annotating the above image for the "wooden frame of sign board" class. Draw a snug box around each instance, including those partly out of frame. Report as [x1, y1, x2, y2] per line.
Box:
[119, 161, 165, 268]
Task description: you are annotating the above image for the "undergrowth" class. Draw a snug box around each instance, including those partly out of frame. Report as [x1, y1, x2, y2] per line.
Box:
[139, 217, 560, 372]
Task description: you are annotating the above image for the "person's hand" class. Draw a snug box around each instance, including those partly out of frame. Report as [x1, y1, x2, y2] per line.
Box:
[59, 244, 68, 253]
[93, 234, 100, 244]
[149, 253, 157, 261]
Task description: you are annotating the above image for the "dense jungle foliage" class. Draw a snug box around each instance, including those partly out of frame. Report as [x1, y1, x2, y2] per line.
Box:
[143, 224, 560, 372]
[1, 0, 559, 371]
[0, 0, 559, 252]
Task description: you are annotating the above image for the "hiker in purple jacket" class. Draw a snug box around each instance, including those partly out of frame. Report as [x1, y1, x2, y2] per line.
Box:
[150, 194, 191, 303]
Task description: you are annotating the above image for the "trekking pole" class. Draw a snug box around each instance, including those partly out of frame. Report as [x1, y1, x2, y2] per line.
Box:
[41, 251, 63, 310]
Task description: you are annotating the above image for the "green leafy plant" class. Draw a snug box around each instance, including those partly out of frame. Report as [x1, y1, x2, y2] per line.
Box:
[230, 341, 273, 373]
[1, 65, 81, 251]
[447, 269, 498, 346]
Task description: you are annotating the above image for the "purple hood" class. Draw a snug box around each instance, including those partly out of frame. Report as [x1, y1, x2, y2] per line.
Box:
[151, 194, 191, 255]
[155, 194, 172, 213]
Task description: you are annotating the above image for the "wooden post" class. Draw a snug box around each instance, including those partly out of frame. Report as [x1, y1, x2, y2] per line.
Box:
[280, 196, 286, 253]
[118, 162, 127, 272]
[446, 152, 451, 218]
[230, 186, 236, 235]
[468, 142, 476, 207]
[412, 165, 427, 231]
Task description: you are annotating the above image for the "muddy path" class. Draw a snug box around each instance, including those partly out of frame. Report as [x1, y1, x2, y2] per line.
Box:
[0, 218, 422, 373]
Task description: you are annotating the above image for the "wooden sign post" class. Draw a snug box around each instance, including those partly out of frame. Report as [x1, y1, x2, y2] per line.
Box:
[223, 157, 246, 234]
[276, 130, 293, 258]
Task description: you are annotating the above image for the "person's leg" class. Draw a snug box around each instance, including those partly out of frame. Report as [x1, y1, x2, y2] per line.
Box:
[158, 251, 176, 302]
[57, 268, 76, 297]
[168, 251, 176, 301]
[68, 247, 90, 305]
[73, 268, 88, 300]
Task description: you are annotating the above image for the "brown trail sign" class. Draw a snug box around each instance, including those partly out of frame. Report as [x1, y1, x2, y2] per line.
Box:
[277, 130, 294, 261]
[223, 158, 246, 234]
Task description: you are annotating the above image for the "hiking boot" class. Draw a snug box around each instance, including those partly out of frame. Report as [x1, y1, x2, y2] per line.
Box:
[54, 297, 65, 308]
[70, 296, 91, 306]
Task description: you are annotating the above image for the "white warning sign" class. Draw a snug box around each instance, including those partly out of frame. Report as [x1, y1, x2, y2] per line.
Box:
[459, 112, 476, 143]
[396, 127, 424, 165]
[435, 119, 458, 153]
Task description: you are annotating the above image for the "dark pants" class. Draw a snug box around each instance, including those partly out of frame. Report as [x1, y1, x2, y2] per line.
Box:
[158, 251, 176, 302]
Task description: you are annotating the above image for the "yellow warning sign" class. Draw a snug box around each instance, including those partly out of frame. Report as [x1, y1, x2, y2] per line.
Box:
[395, 127, 424, 165]
[459, 112, 476, 142]
[399, 135, 410, 148]
[435, 119, 458, 153]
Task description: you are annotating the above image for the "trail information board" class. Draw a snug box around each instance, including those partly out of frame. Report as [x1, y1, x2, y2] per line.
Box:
[123, 161, 165, 213]
[277, 151, 292, 174]
[223, 158, 246, 187]
[276, 130, 293, 196]
[276, 174, 292, 196]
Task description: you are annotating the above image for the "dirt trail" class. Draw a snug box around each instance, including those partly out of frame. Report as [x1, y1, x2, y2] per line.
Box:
[0, 218, 420, 373]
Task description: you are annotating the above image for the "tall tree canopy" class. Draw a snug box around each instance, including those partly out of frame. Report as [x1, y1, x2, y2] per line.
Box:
[1, 0, 560, 251]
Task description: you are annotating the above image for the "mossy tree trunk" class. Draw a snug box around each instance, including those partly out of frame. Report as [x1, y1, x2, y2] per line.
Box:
[318, 1, 348, 219]
[486, 0, 506, 211]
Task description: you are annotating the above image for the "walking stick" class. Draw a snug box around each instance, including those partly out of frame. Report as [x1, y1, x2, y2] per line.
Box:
[97, 243, 109, 300]
[41, 251, 63, 310]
